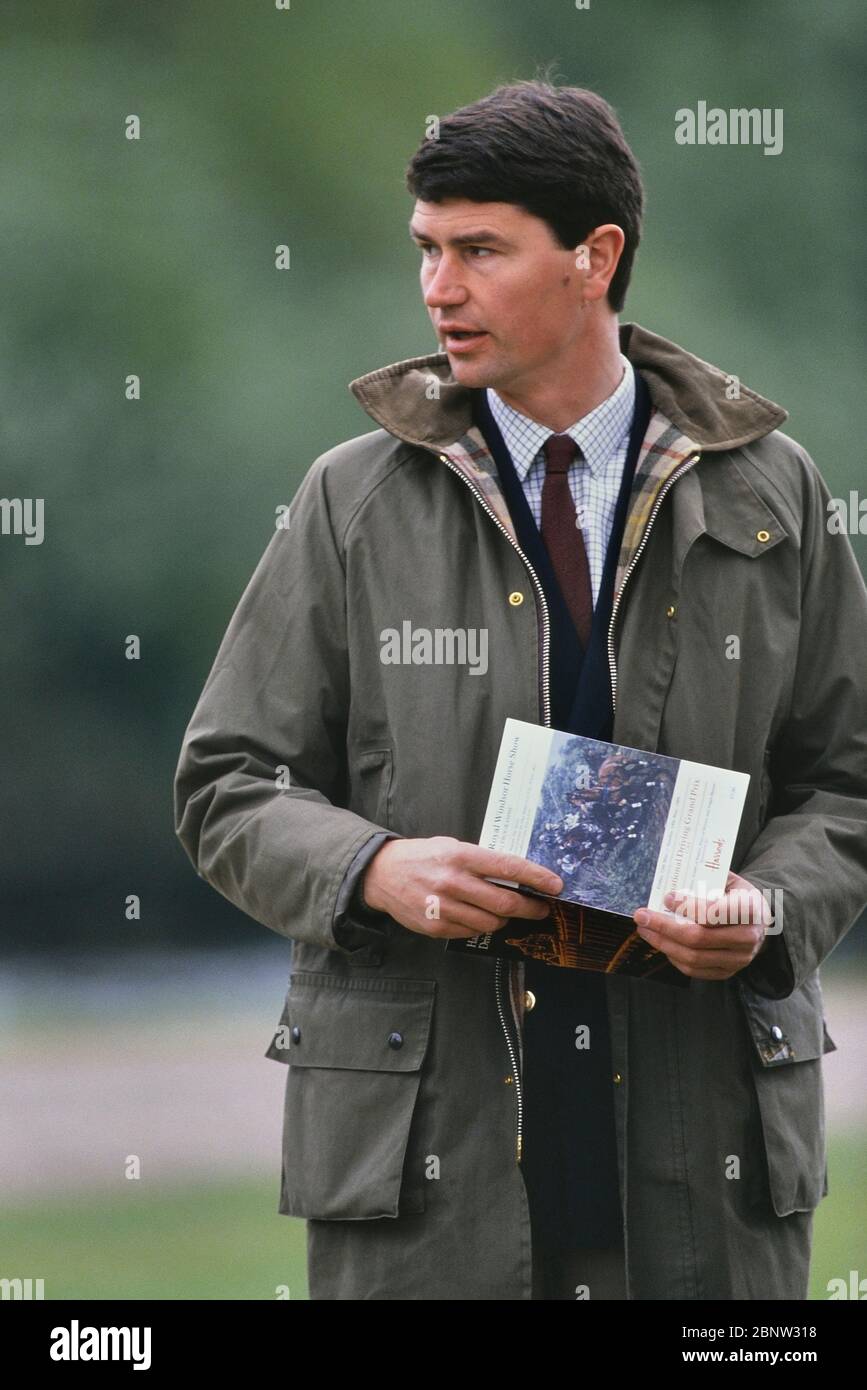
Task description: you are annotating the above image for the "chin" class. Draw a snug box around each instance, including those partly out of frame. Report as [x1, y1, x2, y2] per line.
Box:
[446, 356, 494, 388]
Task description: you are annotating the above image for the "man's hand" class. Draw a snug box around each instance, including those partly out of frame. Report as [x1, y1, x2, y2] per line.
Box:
[361, 836, 564, 939]
[632, 869, 774, 981]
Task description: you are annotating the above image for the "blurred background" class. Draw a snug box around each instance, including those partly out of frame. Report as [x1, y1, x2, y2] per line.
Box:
[1, 0, 865, 1298]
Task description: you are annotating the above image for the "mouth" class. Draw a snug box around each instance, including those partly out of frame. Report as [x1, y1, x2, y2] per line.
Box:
[442, 330, 489, 354]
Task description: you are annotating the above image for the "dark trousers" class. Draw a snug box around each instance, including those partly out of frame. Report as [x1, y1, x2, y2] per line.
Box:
[521, 959, 625, 1296]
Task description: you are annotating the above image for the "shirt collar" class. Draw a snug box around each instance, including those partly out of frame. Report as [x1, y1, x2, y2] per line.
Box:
[486, 354, 636, 481]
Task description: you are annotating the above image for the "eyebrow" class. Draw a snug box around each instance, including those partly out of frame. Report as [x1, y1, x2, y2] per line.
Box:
[408, 223, 510, 248]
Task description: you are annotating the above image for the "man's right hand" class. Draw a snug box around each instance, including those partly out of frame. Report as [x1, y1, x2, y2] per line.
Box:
[360, 836, 563, 939]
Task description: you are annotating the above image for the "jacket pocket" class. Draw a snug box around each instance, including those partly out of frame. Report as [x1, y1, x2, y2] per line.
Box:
[265, 971, 436, 1220]
[738, 974, 836, 1216]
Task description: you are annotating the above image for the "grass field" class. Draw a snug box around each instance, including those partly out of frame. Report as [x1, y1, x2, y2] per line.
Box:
[0, 1179, 309, 1301]
[1, 1135, 864, 1301]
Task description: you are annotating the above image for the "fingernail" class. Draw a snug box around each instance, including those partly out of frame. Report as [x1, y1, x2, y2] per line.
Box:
[635, 910, 649, 927]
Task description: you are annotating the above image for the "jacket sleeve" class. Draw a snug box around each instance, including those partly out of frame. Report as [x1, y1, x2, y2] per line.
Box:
[738, 448, 867, 999]
[173, 455, 402, 953]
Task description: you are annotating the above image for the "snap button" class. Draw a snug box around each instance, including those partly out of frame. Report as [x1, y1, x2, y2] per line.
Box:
[613, 1072, 623, 1085]
[770, 1024, 784, 1041]
[523, 990, 536, 1012]
[508, 591, 524, 606]
[387, 1031, 404, 1049]
[291, 1025, 301, 1044]
[666, 604, 676, 618]
[756, 529, 770, 542]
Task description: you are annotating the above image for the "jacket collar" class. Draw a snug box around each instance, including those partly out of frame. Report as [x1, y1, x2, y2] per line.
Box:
[348, 323, 789, 602]
[348, 321, 786, 456]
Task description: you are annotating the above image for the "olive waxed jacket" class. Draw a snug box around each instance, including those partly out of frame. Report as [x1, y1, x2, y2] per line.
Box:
[174, 322, 867, 1299]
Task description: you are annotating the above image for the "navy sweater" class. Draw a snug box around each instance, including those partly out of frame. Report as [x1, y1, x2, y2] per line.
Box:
[471, 370, 652, 1249]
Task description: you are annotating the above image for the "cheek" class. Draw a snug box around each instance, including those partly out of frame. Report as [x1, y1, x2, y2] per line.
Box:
[487, 268, 572, 347]
[509, 299, 569, 350]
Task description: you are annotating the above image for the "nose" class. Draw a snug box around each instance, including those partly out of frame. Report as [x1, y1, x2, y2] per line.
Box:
[422, 253, 469, 312]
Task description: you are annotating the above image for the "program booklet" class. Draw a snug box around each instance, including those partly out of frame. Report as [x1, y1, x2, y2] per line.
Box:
[447, 719, 750, 987]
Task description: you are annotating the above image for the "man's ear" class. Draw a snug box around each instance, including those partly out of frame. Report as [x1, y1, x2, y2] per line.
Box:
[581, 225, 626, 304]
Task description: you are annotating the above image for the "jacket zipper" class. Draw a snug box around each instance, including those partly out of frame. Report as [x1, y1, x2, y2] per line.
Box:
[434, 444, 701, 1165]
[495, 957, 523, 1161]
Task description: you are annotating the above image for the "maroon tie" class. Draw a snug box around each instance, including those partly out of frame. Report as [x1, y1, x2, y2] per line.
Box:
[540, 434, 593, 648]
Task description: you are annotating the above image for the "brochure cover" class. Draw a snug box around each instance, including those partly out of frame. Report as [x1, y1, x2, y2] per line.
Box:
[447, 719, 750, 986]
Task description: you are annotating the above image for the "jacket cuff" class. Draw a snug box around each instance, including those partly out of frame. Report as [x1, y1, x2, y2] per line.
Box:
[736, 876, 797, 998]
[740, 932, 795, 999]
[332, 831, 402, 951]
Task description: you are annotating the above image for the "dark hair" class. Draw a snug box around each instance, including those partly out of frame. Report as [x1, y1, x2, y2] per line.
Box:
[405, 79, 644, 313]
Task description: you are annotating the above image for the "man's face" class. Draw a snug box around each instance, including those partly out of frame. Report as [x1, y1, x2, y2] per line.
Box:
[409, 197, 586, 393]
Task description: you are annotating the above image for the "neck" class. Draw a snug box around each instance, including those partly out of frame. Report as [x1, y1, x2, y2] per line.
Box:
[492, 312, 624, 433]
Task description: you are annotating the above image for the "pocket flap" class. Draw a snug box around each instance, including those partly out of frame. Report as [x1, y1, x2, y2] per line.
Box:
[265, 972, 437, 1220]
[265, 972, 436, 1071]
[738, 974, 832, 1065]
[701, 456, 789, 558]
[738, 974, 833, 1215]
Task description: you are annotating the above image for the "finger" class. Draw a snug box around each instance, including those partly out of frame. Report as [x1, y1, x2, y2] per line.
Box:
[466, 845, 564, 896]
[629, 929, 739, 980]
[635, 928, 757, 975]
[656, 942, 757, 973]
[420, 895, 514, 938]
[635, 909, 764, 951]
[449, 874, 552, 921]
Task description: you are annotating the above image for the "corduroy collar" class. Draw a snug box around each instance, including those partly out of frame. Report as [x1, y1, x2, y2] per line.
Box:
[349, 321, 787, 455]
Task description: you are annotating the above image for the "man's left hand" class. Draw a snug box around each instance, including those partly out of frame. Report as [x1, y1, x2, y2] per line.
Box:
[633, 870, 773, 981]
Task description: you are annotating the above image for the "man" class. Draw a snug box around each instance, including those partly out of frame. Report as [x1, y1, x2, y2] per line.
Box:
[173, 81, 867, 1300]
